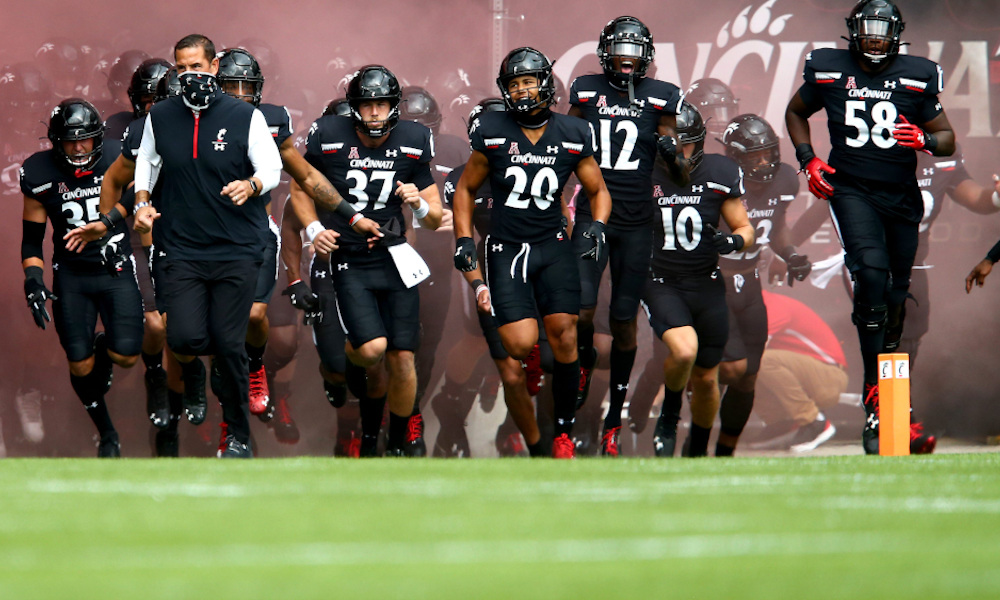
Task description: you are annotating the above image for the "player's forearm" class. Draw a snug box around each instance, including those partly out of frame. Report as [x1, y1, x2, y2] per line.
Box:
[301, 170, 346, 214]
[734, 224, 755, 248]
[789, 198, 830, 246]
[281, 231, 304, 282]
[416, 186, 443, 230]
[98, 157, 134, 214]
[785, 107, 812, 149]
[929, 129, 955, 157]
[288, 181, 321, 230]
[452, 189, 475, 240]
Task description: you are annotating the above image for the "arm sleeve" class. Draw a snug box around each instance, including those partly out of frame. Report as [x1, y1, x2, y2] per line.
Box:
[248, 109, 283, 193]
[134, 116, 161, 194]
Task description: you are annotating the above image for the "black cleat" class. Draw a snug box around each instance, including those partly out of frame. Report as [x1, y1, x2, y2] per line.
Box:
[145, 367, 170, 429]
[98, 431, 121, 458]
[862, 382, 880, 455]
[93, 332, 114, 394]
[652, 419, 677, 458]
[219, 434, 253, 458]
[182, 359, 208, 425]
[155, 429, 179, 457]
[359, 434, 379, 457]
[384, 445, 406, 457]
[404, 413, 427, 457]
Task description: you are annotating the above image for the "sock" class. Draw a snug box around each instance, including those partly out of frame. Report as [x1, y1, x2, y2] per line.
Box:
[715, 441, 735, 457]
[686, 423, 711, 457]
[388, 410, 409, 447]
[345, 361, 368, 401]
[246, 342, 266, 373]
[142, 351, 163, 372]
[166, 389, 183, 432]
[577, 322, 595, 368]
[71, 371, 114, 437]
[527, 440, 545, 457]
[604, 347, 637, 430]
[181, 358, 205, 389]
[552, 359, 580, 437]
[658, 386, 684, 432]
[361, 394, 386, 438]
[719, 388, 755, 438]
[411, 398, 422, 417]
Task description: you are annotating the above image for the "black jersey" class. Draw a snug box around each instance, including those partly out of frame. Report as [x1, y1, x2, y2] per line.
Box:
[914, 150, 971, 264]
[798, 48, 944, 184]
[470, 111, 595, 243]
[443, 163, 494, 241]
[719, 162, 798, 273]
[258, 102, 294, 208]
[105, 110, 133, 142]
[650, 154, 745, 277]
[304, 116, 435, 251]
[20, 142, 130, 270]
[121, 116, 145, 162]
[570, 74, 682, 229]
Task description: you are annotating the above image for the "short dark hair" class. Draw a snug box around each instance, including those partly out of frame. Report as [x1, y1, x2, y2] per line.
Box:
[174, 34, 216, 63]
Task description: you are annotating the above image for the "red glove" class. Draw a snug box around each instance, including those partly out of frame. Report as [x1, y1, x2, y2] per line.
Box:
[893, 115, 928, 150]
[803, 157, 836, 200]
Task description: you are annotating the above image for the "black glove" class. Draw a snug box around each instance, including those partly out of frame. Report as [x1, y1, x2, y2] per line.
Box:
[454, 236, 478, 272]
[656, 134, 678, 163]
[100, 232, 127, 278]
[785, 253, 812, 286]
[282, 280, 323, 325]
[705, 223, 744, 255]
[581, 220, 606, 262]
[23, 266, 57, 330]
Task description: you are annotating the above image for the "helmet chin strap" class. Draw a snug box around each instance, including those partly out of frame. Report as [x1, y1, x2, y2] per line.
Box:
[627, 74, 637, 107]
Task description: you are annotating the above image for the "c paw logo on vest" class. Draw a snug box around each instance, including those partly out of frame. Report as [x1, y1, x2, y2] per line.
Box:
[213, 128, 228, 152]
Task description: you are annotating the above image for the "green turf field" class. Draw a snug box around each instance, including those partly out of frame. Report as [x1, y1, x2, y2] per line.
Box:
[1, 454, 998, 599]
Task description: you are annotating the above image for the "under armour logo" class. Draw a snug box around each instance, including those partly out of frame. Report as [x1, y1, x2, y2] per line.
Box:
[616, 384, 628, 391]
[492, 243, 503, 252]
[691, 185, 704, 193]
[768, 198, 779, 206]
[733, 273, 745, 293]
[213, 129, 228, 151]
[385, 149, 398, 157]
[315, 270, 326, 278]
[546, 145, 559, 154]
[923, 167, 934, 176]
[508, 142, 519, 155]
[337, 263, 349, 271]
[884, 80, 897, 89]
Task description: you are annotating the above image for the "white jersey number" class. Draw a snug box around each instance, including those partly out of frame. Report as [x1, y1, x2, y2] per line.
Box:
[62, 197, 101, 230]
[660, 206, 703, 251]
[503, 166, 557, 210]
[346, 169, 395, 211]
[598, 119, 640, 171]
[845, 100, 898, 149]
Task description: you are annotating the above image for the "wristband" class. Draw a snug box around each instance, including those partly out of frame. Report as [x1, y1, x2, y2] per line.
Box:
[471, 278, 489, 299]
[247, 179, 258, 195]
[135, 201, 151, 210]
[794, 143, 816, 170]
[98, 207, 125, 231]
[349, 213, 364, 227]
[992, 191, 1000, 210]
[288, 279, 301, 286]
[923, 132, 938, 154]
[730, 234, 745, 252]
[987, 240, 1000, 264]
[305, 220, 326, 243]
[333, 197, 359, 221]
[413, 198, 430, 219]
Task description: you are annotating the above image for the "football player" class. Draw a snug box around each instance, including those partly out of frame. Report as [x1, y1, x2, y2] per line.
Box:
[290, 64, 441, 457]
[103, 50, 153, 140]
[714, 114, 810, 456]
[453, 47, 612, 458]
[785, 0, 954, 454]
[685, 78, 740, 143]
[21, 99, 144, 457]
[568, 16, 687, 456]
[644, 101, 754, 458]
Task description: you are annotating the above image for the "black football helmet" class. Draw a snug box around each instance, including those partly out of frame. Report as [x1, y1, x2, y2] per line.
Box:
[685, 78, 739, 140]
[400, 86, 442, 134]
[323, 97, 352, 117]
[107, 50, 151, 104]
[128, 58, 171, 118]
[34, 38, 86, 97]
[217, 48, 265, 106]
[846, 0, 905, 70]
[236, 39, 281, 87]
[346, 65, 402, 138]
[0, 63, 54, 138]
[675, 101, 706, 171]
[154, 66, 181, 102]
[496, 47, 556, 113]
[722, 114, 780, 183]
[48, 98, 104, 171]
[596, 16, 655, 90]
[466, 97, 506, 139]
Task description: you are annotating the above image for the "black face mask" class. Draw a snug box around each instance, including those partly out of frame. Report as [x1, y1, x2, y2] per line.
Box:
[179, 71, 220, 111]
[512, 104, 551, 129]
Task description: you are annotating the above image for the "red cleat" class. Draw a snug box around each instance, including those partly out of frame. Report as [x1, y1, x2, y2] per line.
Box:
[601, 426, 621, 457]
[910, 422, 936, 455]
[216, 422, 228, 458]
[405, 413, 427, 457]
[270, 396, 300, 444]
[522, 344, 544, 396]
[552, 433, 576, 459]
[248, 366, 271, 418]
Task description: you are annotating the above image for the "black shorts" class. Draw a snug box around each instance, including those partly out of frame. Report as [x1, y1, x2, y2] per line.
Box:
[52, 264, 144, 362]
[253, 216, 281, 304]
[828, 175, 919, 306]
[331, 249, 420, 352]
[642, 270, 728, 369]
[721, 269, 768, 375]
[485, 232, 580, 327]
[573, 219, 651, 322]
[311, 254, 347, 374]
[151, 244, 168, 314]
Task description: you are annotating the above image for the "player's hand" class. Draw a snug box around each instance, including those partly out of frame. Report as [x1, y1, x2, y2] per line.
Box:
[312, 229, 341, 254]
[63, 221, 108, 252]
[437, 208, 454, 232]
[282, 280, 323, 325]
[705, 223, 744, 255]
[100, 232, 128, 278]
[24, 271, 57, 330]
[454, 237, 478, 272]
[785, 253, 812, 286]
[395, 180, 421, 206]
[802, 157, 836, 200]
[222, 179, 255, 205]
[966, 259, 994, 293]
[656, 134, 678, 163]
[581, 220, 606, 262]
[475, 282, 492, 314]
[349, 217, 383, 249]
[133, 206, 161, 234]
[893, 115, 928, 151]
[768, 256, 788, 286]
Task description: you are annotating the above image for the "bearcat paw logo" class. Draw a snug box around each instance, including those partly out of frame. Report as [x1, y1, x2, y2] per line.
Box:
[716, 0, 793, 47]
